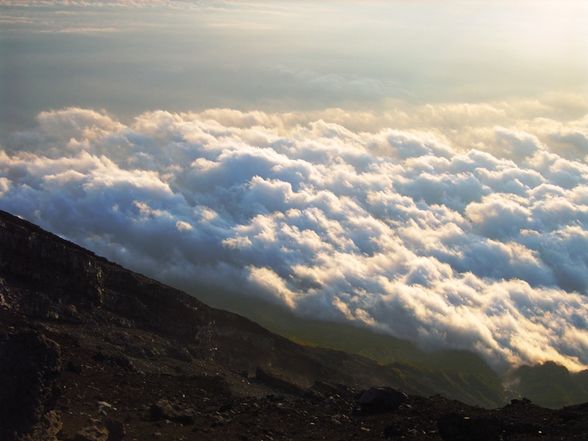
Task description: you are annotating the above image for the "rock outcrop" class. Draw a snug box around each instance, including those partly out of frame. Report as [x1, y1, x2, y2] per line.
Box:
[0, 331, 61, 441]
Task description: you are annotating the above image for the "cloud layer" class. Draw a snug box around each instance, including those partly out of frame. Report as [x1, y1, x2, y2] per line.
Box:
[1, 103, 588, 370]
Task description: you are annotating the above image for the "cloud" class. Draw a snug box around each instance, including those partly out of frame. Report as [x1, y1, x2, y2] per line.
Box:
[0, 177, 10, 197]
[1, 104, 588, 371]
[466, 194, 531, 239]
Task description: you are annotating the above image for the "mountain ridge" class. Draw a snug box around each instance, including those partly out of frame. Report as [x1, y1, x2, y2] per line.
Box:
[0, 209, 502, 403]
[1, 208, 587, 440]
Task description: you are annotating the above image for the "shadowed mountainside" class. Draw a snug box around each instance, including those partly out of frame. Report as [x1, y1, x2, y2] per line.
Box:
[1, 209, 587, 440]
[190, 279, 588, 410]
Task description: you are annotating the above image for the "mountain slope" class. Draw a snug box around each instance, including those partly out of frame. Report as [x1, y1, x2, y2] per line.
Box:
[197, 291, 504, 406]
[1, 209, 587, 441]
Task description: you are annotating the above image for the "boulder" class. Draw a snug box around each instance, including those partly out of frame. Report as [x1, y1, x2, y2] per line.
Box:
[72, 424, 109, 441]
[357, 387, 408, 414]
[104, 419, 125, 441]
[150, 399, 195, 425]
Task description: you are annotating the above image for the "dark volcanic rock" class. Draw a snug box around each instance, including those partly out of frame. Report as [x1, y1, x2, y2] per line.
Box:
[357, 387, 408, 414]
[0, 330, 61, 441]
[104, 419, 125, 441]
[255, 367, 306, 396]
[1, 209, 588, 440]
[72, 424, 109, 441]
[42, 410, 63, 441]
[93, 351, 136, 371]
[150, 399, 195, 425]
[437, 413, 502, 441]
[383, 423, 403, 438]
[66, 359, 83, 374]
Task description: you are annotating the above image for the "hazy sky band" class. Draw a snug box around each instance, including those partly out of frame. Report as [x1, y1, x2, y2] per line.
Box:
[1, 0, 588, 135]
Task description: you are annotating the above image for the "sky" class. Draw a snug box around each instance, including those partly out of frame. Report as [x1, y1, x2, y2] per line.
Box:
[1, 0, 588, 371]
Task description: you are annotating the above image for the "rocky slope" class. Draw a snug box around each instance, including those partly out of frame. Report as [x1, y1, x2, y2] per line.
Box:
[1, 209, 587, 441]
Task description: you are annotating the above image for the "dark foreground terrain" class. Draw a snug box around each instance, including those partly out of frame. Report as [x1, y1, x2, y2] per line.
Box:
[1, 209, 587, 441]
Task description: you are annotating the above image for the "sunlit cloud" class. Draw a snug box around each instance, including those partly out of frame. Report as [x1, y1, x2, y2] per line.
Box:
[1, 101, 588, 371]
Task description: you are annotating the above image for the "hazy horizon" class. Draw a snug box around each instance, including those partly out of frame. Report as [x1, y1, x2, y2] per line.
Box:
[2, 0, 587, 131]
[1, 0, 588, 371]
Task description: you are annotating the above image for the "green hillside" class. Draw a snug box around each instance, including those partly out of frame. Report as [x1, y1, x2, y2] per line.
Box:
[193, 287, 588, 409]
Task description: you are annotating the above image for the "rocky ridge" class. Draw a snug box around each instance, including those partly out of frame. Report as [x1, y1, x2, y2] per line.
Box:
[1, 209, 587, 440]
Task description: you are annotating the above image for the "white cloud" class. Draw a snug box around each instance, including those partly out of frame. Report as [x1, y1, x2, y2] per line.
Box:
[175, 220, 193, 232]
[466, 194, 531, 239]
[0, 177, 10, 197]
[1, 104, 588, 371]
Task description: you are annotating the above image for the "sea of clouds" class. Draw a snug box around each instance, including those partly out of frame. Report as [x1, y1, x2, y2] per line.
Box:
[1, 98, 588, 370]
